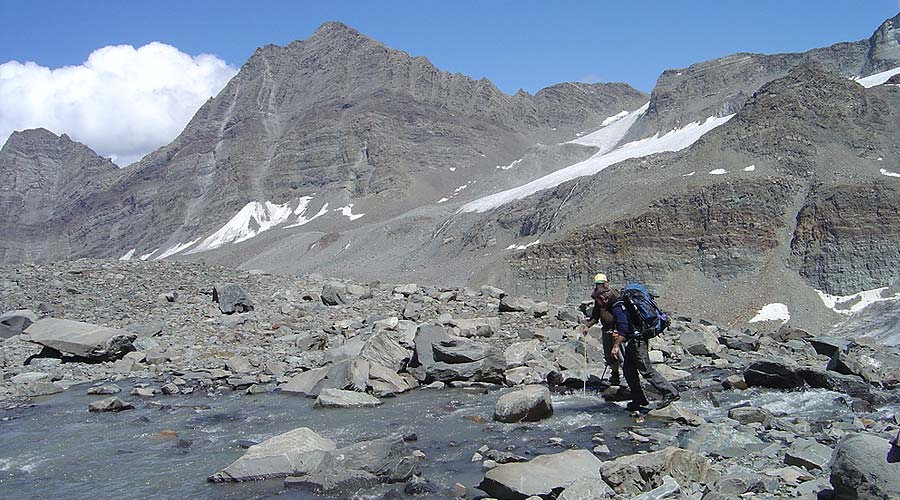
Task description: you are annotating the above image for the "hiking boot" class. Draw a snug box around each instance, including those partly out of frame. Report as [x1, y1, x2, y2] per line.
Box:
[609, 372, 621, 387]
[625, 401, 647, 412]
[654, 394, 680, 410]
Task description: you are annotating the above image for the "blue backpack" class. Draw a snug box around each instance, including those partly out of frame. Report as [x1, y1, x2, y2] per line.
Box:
[618, 283, 670, 339]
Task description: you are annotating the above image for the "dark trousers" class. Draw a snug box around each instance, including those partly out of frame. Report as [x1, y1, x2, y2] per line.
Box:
[623, 337, 678, 406]
[601, 329, 621, 381]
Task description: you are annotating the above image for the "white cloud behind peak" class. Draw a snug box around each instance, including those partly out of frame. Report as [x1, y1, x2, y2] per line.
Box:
[0, 42, 237, 166]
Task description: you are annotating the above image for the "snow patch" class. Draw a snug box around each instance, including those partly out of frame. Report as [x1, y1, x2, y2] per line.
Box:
[709, 169, 728, 175]
[506, 240, 541, 251]
[119, 249, 135, 261]
[496, 158, 522, 170]
[601, 110, 630, 127]
[336, 204, 365, 221]
[856, 66, 900, 88]
[449, 167, 457, 172]
[568, 103, 647, 154]
[459, 111, 734, 213]
[139, 248, 159, 261]
[683, 171, 695, 177]
[154, 239, 199, 260]
[816, 287, 900, 316]
[743, 165, 756, 172]
[436, 197, 450, 204]
[287, 201, 328, 228]
[749, 303, 790, 324]
[189, 201, 293, 253]
[880, 168, 900, 178]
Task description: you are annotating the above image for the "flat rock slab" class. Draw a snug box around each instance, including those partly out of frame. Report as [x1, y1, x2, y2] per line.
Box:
[22, 318, 136, 361]
[785, 438, 833, 471]
[479, 449, 603, 499]
[830, 433, 900, 500]
[315, 388, 382, 408]
[208, 427, 336, 482]
[0, 309, 37, 339]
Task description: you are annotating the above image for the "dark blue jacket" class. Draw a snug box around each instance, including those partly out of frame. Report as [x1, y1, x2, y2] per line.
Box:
[611, 302, 635, 339]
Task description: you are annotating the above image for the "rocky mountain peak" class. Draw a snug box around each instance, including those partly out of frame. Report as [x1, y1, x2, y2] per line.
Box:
[868, 12, 900, 72]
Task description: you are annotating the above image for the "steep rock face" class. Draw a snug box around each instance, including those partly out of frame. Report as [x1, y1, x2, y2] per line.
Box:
[0, 129, 117, 261]
[508, 179, 798, 301]
[792, 183, 900, 295]
[625, 13, 900, 142]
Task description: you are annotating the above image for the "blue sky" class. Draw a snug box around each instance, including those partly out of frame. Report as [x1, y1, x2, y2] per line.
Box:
[2, 1, 897, 93]
[1, 1, 898, 165]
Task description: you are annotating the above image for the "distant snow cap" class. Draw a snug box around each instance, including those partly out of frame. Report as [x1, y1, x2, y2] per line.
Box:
[749, 303, 790, 324]
[506, 240, 540, 251]
[188, 200, 293, 254]
[119, 249, 136, 261]
[0, 42, 237, 166]
[461, 108, 733, 213]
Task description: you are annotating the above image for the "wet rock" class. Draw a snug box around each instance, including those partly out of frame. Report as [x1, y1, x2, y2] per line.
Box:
[130, 387, 156, 397]
[493, 385, 553, 423]
[743, 359, 804, 389]
[598, 447, 711, 496]
[499, 296, 534, 313]
[478, 449, 603, 499]
[680, 423, 762, 458]
[160, 383, 179, 395]
[87, 384, 121, 395]
[451, 482, 467, 498]
[827, 351, 874, 383]
[648, 403, 705, 426]
[727, 406, 772, 426]
[88, 396, 134, 412]
[427, 353, 505, 384]
[315, 388, 382, 408]
[557, 477, 615, 499]
[208, 427, 337, 482]
[404, 475, 435, 495]
[784, 438, 833, 471]
[23, 318, 136, 363]
[433, 337, 490, 364]
[722, 374, 748, 390]
[0, 309, 36, 339]
[799, 368, 871, 398]
[830, 433, 900, 500]
[213, 283, 253, 314]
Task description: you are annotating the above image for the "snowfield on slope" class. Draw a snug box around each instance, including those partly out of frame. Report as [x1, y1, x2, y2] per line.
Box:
[816, 287, 900, 315]
[461, 110, 734, 213]
[856, 66, 900, 88]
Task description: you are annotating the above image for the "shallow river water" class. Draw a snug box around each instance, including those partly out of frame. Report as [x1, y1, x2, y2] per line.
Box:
[0, 384, 648, 500]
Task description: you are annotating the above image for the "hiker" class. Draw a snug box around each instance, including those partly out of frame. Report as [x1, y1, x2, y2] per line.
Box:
[581, 273, 622, 386]
[609, 286, 680, 411]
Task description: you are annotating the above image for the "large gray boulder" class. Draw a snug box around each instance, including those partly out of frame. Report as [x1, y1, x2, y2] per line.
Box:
[499, 296, 535, 313]
[680, 329, 722, 356]
[478, 450, 604, 499]
[315, 388, 382, 408]
[493, 385, 553, 423]
[830, 433, 900, 500]
[360, 333, 410, 372]
[321, 282, 351, 306]
[367, 362, 412, 397]
[557, 477, 615, 500]
[504, 340, 542, 368]
[743, 359, 804, 389]
[432, 337, 490, 364]
[452, 317, 500, 338]
[599, 447, 712, 495]
[22, 318, 136, 362]
[280, 367, 330, 396]
[785, 438, 833, 471]
[88, 396, 134, 413]
[208, 427, 337, 482]
[213, 283, 253, 314]
[0, 309, 37, 339]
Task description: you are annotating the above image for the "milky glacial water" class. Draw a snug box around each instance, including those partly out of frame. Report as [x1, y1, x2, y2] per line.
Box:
[0, 384, 646, 500]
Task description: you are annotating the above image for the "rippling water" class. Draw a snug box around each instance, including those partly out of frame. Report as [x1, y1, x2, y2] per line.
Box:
[0, 384, 646, 500]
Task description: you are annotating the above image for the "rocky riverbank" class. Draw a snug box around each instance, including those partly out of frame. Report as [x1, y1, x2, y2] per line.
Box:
[1, 259, 898, 499]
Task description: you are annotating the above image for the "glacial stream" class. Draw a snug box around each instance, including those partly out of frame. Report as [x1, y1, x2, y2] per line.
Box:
[0, 384, 648, 500]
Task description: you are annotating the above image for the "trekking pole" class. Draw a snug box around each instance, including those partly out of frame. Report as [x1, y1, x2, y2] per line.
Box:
[582, 333, 589, 395]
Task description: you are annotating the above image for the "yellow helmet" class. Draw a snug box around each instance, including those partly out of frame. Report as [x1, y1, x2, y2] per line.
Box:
[594, 273, 608, 284]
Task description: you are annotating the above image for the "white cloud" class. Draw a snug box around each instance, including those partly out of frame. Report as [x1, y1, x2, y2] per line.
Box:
[0, 42, 237, 166]
[577, 74, 605, 84]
